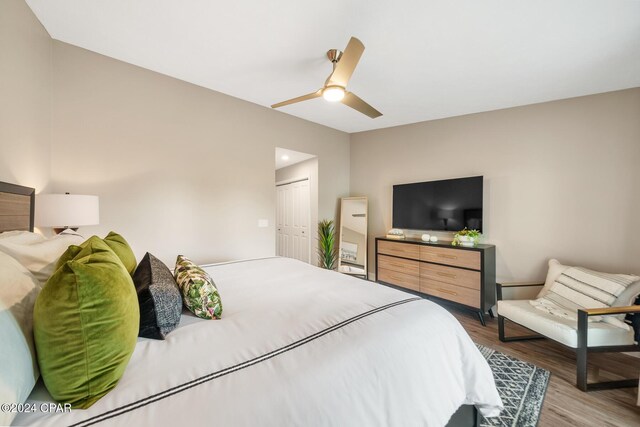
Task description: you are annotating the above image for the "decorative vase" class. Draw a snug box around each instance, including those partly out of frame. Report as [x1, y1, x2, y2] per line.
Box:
[457, 235, 475, 247]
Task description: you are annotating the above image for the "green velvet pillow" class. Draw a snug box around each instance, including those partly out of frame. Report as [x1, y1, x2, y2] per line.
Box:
[53, 244, 82, 272]
[33, 236, 139, 409]
[103, 232, 137, 275]
[54, 232, 136, 275]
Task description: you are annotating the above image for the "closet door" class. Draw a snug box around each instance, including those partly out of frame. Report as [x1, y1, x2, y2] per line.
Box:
[276, 179, 310, 263]
[276, 185, 288, 257]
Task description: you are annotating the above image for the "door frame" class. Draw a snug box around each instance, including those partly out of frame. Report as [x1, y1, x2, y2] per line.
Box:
[275, 177, 310, 186]
[275, 176, 311, 263]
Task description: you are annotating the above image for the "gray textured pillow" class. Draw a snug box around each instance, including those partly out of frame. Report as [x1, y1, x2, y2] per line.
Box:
[132, 253, 182, 339]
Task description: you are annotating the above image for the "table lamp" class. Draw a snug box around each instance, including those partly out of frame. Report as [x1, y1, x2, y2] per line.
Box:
[35, 193, 100, 234]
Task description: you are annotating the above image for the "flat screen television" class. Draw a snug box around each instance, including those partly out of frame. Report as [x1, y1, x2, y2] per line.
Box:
[392, 176, 483, 232]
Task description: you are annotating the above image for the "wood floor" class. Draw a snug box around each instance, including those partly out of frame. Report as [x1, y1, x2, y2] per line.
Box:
[451, 308, 640, 426]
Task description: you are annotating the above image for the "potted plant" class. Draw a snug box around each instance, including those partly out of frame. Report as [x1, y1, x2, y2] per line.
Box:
[318, 219, 337, 270]
[452, 228, 482, 247]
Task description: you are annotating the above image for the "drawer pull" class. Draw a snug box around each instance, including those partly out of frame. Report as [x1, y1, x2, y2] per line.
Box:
[436, 272, 456, 279]
[389, 262, 411, 269]
[436, 288, 458, 296]
[438, 254, 457, 260]
[395, 250, 415, 256]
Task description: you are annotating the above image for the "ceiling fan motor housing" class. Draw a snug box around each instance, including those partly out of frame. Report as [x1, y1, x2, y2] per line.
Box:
[327, 49, 343, 64]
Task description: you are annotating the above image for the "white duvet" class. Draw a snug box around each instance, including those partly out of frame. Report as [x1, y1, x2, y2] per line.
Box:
[14, 257, 502, 427]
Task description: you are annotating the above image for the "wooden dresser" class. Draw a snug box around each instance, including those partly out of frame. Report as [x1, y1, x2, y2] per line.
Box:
[375, 237, 496, 325]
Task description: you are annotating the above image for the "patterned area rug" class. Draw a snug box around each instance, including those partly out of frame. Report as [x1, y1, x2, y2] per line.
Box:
[477, 344, 550, 427]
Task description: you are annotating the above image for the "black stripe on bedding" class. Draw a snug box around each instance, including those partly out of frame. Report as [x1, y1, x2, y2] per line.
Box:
[201, 256, 282, 268]
[69, 296, 422, 427]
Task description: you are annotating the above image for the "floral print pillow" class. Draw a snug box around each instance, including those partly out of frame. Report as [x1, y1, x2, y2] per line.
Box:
[174, 255, 223, 319]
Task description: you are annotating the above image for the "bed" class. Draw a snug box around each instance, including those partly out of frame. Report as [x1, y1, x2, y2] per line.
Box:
[1, 182, 502, 426]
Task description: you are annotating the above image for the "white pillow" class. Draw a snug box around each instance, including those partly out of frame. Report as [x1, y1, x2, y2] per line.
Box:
[0, 252, 41, 426]
[535, 259, 570, 299]
[533, 259, 640, 328]
[0, 231, 83, 283]
[0, 230, 45, 244]
[613, 278, 640, 308]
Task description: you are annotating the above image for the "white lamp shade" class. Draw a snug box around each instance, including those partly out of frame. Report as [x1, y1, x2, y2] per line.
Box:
[35, 194, 100, 228]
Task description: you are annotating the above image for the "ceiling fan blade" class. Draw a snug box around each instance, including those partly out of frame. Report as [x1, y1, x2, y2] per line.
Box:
[271, 90, 322, 109]
[341, 92, 382, 118]
[327, 37, 365, 87]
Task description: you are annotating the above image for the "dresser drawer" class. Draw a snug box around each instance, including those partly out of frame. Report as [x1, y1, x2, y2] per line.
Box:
[420, 278, 480, 308]
[378, 255, 419, 276]
[378, 240, 420, 260]
[378, 268, 420, 292]
[420, 245, 481, 270]
[419, 262, 481, 291]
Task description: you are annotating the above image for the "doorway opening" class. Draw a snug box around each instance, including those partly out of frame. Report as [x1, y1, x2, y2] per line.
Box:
[275, 148, 318, 265]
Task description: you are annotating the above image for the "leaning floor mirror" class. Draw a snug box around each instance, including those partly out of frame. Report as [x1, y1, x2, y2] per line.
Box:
[338, 197, 368, 279]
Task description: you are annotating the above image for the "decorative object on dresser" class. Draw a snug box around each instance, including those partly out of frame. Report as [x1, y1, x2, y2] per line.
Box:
[386, 228, 405, 239]
[35, 193, 99, 234]
[452, 228, 482, 247]
[496, 259, 640, 392]
[337, 197, 368, 278]
[375, 236, 496, 325]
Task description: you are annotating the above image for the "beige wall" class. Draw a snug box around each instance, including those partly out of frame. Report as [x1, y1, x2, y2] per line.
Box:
[51, 42, 350, 266]
[275, 157, 320, 265]
[0, 0, 52, 192]
[2, 9, 638, 282]
[350, 89, 640, 282]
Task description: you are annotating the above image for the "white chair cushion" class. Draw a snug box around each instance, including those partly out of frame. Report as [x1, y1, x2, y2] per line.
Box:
[497, 300, 635, 348]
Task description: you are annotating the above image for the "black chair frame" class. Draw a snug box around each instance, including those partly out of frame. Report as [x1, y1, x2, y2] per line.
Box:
[497, 282, 640, 392]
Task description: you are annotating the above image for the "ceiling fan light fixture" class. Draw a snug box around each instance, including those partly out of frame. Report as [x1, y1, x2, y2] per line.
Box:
[271, 37, 381, 118]
[322, 86, 345, 102]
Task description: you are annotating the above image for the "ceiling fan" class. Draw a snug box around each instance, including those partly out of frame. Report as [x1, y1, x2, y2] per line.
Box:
[271, 37, 382, 118]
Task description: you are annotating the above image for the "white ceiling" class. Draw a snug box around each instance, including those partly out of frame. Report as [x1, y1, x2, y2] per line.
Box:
[275, 147, 315, 171]
[27, 0, 640, 133]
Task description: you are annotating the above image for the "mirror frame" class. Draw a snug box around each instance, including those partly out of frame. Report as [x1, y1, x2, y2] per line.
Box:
[338, 196, 368, 279]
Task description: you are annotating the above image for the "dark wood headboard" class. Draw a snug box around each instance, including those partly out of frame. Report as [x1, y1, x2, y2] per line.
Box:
[0, 181, 35, 233]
